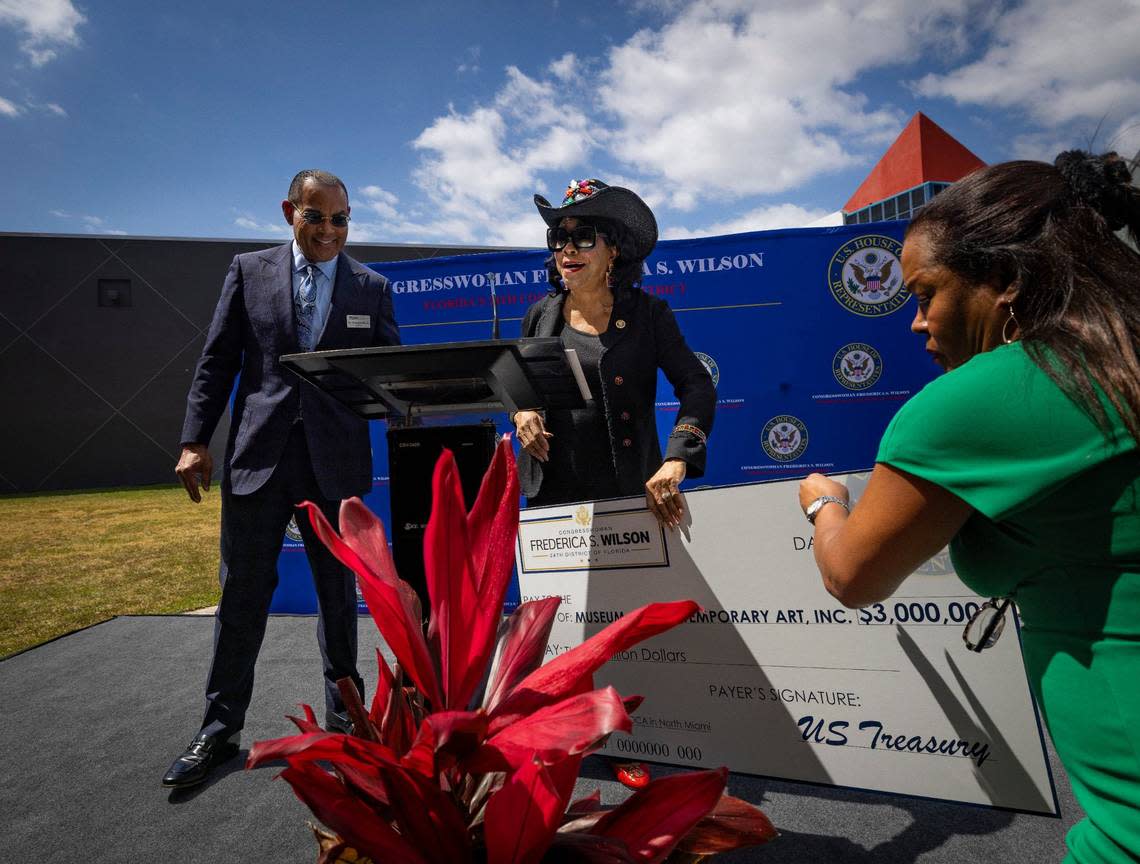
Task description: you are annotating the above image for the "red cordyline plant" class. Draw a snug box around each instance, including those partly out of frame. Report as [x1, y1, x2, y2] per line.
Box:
[248, 436, 777, 862]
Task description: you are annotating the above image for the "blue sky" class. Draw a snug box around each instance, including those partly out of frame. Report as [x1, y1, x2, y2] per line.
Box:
[2, 0, 1138, 246]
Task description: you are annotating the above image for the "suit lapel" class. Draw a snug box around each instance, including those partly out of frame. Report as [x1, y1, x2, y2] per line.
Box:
[260, 244, 298, 349]
[600, 291, 637, 350]
[532, 293, 567, 337]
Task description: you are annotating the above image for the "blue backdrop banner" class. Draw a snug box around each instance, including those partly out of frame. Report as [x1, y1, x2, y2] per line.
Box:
[270, 222, 932, 613]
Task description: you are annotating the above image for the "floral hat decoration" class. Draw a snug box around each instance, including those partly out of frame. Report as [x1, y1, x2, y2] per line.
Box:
[534, 178, 658, 260]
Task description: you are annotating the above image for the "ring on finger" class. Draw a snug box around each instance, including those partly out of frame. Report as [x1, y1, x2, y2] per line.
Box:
[661, 490, 672, 500]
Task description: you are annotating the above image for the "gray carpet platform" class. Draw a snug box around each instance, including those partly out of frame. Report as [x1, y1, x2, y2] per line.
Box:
[1, 615, 1080, 862]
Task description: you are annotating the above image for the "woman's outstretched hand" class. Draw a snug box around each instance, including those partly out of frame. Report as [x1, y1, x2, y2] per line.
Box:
[646, 458, 687, 528]
[514, 410, 553, 462]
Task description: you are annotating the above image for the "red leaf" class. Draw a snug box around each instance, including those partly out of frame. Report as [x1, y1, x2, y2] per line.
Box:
[466, 434, 514, 582]
[369, 647, 395, 728]
[591, 767, 728, 863]
[545, 832, 635, 863]
[379, 762, 473, 862]
[336, 761, 392, 813]
[423, 450, 478, 710]
[567, 790, 603, 816]
[674, 793, 779, 853]
[247, 730, 399, 773]
[547, 752, 585, 818]
[301, 500, 444, 708]
[280, 761, 427, 864]
[489, 601, 698, 733]
[336, 677, 378, 742]
[455, 437, 521, 707]
[482, 597, 560, 713]
[484, 758, 562, 864]
[472, 687, 631, 772]
[289, 704, 324, 735]
[401, 710, 488, 777]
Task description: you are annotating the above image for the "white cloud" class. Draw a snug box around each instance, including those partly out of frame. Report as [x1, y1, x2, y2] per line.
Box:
[41, 101, 65, 116]
[457, 45, 481, 75]
[398, 65, 598, 245]
[548, 52, 576, 82]
[234, 214, 289, 237]
[0, 95, 22, 116]
[1108, 114, 1140, 163]
[393, 0, 993, 245]
[662, 202, 833, 239]
[0, 0, 85, 66]
[914, 0, 1140, 127]
[50, 209, 125, 234]
[599, 0, 981, 198]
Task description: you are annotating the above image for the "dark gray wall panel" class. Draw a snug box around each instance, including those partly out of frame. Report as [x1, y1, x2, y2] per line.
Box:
[0, 237, 118, 330]
[1, 234, 501, 492]
[120, 334, 228, 462]
[39, 413, 176, 491]
[0, 335, 115, 490]
[26, 257, 202, 408]
[0, 313, 18, 354]
[114, 239, 277, 330]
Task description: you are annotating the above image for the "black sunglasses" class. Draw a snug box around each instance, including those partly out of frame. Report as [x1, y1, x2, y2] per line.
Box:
[546, 224, 603, 251]
[296, 209, 350, 228]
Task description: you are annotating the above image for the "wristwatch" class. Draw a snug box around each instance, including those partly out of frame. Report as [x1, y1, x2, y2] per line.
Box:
[804, 495, 850, 524]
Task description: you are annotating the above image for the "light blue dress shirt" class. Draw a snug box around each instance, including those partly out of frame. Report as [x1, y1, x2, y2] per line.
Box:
[291, 241, 338, 346]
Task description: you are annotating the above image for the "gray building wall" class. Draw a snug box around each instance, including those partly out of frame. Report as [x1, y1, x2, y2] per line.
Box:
[0, 233, 498, 493]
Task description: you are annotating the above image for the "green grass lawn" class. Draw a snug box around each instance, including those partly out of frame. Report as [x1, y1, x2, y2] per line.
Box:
[0, 485, 222, 658]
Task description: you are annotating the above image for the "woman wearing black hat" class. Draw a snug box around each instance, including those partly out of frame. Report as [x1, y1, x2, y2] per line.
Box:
[514, 178, 715, 529]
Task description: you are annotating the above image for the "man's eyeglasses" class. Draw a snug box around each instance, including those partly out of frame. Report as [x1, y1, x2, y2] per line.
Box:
[294, 208, 350, 228]
[963, 597, 1011, 652]
[547, 224, 603, 251]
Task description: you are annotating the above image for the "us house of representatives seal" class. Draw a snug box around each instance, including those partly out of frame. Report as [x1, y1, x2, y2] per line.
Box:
[694, 351, 720, 387]
[761, 415, 809, 462]
[832, 342, 884, 391]
[828, 235, 908, 317]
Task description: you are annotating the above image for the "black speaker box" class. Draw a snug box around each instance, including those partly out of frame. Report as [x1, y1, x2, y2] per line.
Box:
[386, 423, 498, 610]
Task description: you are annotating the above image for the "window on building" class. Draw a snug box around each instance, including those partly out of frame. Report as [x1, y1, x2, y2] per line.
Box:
[858, 209, 870, 224]
[884, 198, 897, 219]
[870, 203, 883, 221]
[911, 188, 926, 209]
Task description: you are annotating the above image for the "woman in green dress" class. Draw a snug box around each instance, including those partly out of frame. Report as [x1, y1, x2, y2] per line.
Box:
[799, 151, 1140, 863]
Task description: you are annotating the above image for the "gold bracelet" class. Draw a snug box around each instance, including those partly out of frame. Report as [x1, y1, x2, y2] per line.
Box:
[671, 423, 707, 444]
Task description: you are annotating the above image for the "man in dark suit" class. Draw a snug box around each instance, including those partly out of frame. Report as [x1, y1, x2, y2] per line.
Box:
[162, 169, 400, 789]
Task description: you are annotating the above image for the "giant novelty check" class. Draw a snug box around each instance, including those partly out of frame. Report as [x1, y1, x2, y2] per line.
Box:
[515, 475, 1057, 813]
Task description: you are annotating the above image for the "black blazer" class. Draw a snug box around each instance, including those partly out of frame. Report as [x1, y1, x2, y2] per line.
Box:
[181, 244, 400, 500]
[518, 289, 715, 500]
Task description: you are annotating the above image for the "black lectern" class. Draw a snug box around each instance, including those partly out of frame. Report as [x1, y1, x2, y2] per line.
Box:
[281, 338, 587, 610]
[279, 338, 587, 420]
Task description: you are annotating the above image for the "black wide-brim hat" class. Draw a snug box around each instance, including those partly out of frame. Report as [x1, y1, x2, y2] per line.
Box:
[534, 179, 658, 260]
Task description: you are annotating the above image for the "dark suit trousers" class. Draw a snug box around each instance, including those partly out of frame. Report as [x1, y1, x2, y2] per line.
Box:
[200, 424, 364, 738]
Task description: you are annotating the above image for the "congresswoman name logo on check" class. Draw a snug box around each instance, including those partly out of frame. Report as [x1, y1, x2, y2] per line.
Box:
[518, 506, 669, 572]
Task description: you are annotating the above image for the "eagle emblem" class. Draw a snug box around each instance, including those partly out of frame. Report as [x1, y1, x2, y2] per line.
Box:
[828, 235, 908, 317]
[761, 415, 809, 463]
[833, 342, 883, 391]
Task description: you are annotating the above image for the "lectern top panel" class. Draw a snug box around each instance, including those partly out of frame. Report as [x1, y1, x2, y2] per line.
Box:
[280, 338, 587, 419]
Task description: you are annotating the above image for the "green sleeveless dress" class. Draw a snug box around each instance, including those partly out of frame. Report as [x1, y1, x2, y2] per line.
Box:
[878, 342, 1140, 863]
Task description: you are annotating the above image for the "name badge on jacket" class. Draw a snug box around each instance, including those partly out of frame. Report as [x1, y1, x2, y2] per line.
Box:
[346, 314, 371, 329]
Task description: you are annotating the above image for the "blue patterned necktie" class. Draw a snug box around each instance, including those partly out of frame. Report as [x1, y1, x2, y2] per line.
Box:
[296, 264, 317, 351]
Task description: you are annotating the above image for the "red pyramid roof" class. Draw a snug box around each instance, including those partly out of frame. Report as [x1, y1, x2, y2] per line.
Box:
[843, 113, 985, 212]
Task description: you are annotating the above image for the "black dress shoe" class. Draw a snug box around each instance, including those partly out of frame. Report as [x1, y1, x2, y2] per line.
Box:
[324, 710, 354, 735]
[161, 732, 240, 789]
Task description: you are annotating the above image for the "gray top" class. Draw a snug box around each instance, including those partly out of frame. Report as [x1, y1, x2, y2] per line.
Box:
[528, 323, 621, 505]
